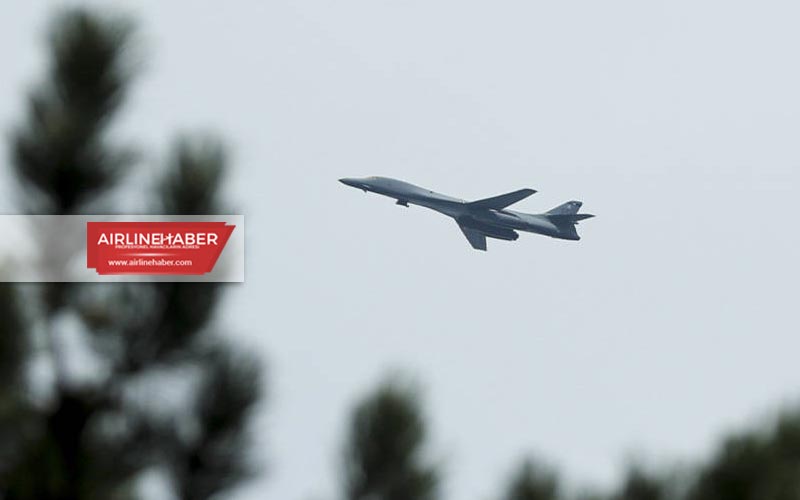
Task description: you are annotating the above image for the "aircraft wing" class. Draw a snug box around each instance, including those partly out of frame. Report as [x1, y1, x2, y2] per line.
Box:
[457, 223, 487, 251]
[466, 188, 536, 210]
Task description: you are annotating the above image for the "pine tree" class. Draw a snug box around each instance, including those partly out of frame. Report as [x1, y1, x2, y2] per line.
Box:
[0, 8, 261, 500]
[688, 408, 800, 500]
[499, 458, 560, 500]
[342, 377, 438, 500]
[611, 468, 672, 500]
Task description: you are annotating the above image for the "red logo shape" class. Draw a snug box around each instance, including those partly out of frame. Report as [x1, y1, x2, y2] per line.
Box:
[87, 222, 235, 275]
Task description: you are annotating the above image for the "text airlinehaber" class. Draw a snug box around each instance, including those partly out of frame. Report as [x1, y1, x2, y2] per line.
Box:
[97, 232, 219, 246]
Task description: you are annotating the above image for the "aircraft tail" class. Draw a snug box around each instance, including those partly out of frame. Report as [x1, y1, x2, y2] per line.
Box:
[545, 201, 594, 240]
[546, 200, 583, 215]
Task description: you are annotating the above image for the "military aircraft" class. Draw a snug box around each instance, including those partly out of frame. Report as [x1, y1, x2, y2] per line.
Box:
[339, 176, 594, 250]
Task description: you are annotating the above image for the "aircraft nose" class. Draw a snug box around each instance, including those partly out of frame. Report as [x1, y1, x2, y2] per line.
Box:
[339, 178, 360, 188]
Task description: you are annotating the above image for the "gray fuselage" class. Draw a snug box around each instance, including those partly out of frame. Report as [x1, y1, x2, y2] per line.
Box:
[339, 176, 571, 239]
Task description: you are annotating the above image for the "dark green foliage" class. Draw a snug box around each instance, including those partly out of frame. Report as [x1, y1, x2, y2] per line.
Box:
[161, 136, 226, 215]
[688, 409, 800, 500]
[11, 8, 137, 214]
[337, 378, 800, 500]
[343, 378, 438, 500]
[173, 343, 262, 500]
[501, 458, 560, 500]
[612, 467, 671, 500]
[0, 285, 31, 482]
[0, 7, 261, 500]
[493, 409, 800, 500]
[0, 286, 27, 393]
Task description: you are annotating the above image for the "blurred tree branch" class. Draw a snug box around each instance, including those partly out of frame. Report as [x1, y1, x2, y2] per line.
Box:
[1, 7, 263, 500]
[342, 377, 439, 500]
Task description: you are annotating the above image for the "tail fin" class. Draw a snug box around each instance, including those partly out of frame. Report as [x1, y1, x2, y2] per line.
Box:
[545, 201, 594, 240]
[546, 200, 583, 215]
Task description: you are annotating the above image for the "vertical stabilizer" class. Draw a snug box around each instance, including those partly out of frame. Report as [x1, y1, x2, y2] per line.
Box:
[544, 200, 594, 240]
[546, 200, 583, 215]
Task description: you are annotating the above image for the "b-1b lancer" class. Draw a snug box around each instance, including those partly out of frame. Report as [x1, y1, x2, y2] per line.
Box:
[339, 176, 594, 251]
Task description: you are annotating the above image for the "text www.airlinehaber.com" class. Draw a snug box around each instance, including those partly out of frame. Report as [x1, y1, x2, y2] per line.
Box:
[107, 258, 193, 267]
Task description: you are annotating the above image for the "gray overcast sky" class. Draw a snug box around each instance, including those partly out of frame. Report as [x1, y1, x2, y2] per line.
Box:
[2, 1, 800, 499]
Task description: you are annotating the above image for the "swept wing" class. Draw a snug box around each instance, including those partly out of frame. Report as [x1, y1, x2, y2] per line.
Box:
[466, 188, 536, 210]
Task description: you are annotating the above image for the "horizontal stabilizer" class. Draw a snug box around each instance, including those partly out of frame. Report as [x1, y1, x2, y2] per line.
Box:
[467, 188, 536, 210]
[547, 213, 595, 224]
